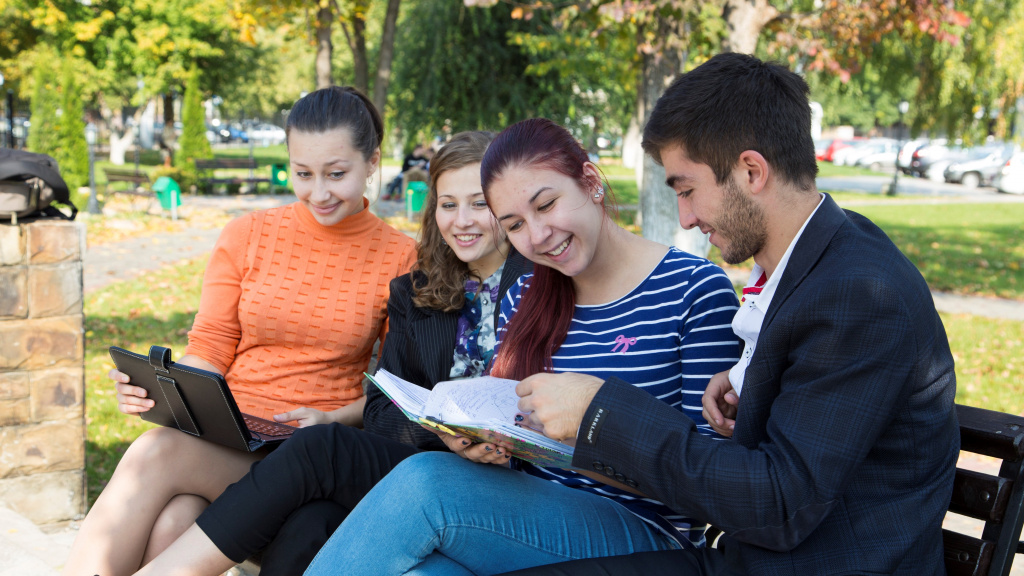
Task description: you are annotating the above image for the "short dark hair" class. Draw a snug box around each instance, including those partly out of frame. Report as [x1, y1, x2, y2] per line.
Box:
[285, 86, 383, 161]
[642, 53, 818, 190]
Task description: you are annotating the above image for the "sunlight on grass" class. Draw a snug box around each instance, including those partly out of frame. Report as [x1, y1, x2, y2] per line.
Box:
[943, 313, 1024, 415]
[851, 203, 1024, 300]
[84, 257, 207, 505]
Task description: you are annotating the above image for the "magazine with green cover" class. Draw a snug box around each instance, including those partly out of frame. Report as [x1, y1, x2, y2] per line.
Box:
[367, 370, 576, 469]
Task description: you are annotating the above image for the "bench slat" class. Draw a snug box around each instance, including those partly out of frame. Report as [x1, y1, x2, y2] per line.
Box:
[950, 469, 1014, 523]
[195, 158, 258, 170]
[957, 405, 1024, 462]
[103, 169, 149, 184]
[943, 529, 994, 576]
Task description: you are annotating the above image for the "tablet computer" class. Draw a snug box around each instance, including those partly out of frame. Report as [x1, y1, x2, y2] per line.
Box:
[108, 345, 295, 452]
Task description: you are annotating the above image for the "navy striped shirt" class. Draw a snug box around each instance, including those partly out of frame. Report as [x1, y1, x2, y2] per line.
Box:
[497, 248, 741, 547]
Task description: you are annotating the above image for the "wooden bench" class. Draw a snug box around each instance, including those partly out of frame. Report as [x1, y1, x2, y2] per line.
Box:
[194, 157, 273, 194]
[102, 168, 155, 209]
[944, 404, 1024, 576]
[702, 404, 1024, 574]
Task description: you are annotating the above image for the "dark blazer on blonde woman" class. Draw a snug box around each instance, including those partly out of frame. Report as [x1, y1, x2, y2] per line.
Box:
[364, 249, 532, 450]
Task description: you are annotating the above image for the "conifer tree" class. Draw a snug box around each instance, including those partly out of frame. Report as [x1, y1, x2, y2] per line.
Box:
[176, 65, 213, 185]
[56, 58, 90, 191]
[26, 48, 61, 158]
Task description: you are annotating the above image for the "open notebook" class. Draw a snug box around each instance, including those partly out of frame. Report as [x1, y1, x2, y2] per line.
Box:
[368, 369, 575, 469]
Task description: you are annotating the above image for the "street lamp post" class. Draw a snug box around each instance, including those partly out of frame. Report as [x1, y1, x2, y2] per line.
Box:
[889, 100, 910, 196]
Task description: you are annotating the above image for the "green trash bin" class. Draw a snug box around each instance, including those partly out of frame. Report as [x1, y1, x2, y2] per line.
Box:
[153, 176, 182, 210]
[405, 181, 428, 220]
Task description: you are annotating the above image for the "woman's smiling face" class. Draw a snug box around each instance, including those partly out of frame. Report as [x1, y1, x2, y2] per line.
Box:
[488, 163, 605, 278]
[434, 163, 507, 277]
[289, 127, 379, 226]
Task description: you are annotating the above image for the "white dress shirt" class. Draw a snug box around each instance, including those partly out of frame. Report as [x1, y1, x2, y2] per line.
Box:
[729, 194, 824, 396]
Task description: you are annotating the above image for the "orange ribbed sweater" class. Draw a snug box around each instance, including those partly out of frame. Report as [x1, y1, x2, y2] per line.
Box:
[185, 201, 416, 420]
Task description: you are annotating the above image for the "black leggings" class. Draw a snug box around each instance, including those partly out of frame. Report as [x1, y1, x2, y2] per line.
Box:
[196, 424, 420, 571]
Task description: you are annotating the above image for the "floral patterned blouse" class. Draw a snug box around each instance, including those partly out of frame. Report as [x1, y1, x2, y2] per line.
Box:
[448, 267, 503, 379]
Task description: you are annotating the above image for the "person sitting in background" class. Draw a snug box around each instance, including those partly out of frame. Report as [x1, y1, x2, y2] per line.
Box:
[383, 142, 430, 200]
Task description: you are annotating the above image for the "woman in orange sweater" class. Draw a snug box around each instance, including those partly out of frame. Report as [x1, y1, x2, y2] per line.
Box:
[61, 87, 417, 576]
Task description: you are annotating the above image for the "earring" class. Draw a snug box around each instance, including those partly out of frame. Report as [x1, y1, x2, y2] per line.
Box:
[593, 186, 604, 199]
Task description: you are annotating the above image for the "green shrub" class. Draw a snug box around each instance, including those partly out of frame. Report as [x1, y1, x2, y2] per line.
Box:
[56, 58, 90, 191]
[175, 65, 213, 189]
[27, 47, 60, 159]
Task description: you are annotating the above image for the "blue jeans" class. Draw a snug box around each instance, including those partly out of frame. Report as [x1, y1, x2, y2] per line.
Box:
[304, 452, 678, 576]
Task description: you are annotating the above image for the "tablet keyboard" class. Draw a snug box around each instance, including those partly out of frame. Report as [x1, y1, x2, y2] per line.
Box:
[243, 414, 296, 438]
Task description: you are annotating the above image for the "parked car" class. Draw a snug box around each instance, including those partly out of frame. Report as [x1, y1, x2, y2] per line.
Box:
[819, 138, 863, 163]
[856, 150, 899, 173]
[834, 139, 898, 167]
[909, 141, 966, 179]
[993, 152, 1024, 195]
[897, 139, 929, 174]
[249, 123, 286, 146]
[209, 122, 232, 143]
[226, 123, 249, 143]
[814, 139, 833, 161]
[944, 145, 1016, 188]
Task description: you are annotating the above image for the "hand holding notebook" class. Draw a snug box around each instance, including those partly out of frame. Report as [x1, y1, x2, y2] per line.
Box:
[367, 370, 576, 469]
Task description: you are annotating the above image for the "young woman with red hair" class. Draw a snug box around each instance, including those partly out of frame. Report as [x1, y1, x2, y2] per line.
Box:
[301, 118, 743, 576]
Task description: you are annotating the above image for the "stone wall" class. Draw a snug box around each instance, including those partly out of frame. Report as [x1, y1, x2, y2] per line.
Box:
[0, 221, 86, 526]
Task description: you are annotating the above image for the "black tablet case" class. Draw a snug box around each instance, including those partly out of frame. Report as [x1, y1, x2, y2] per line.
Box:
[108, 345, 290, 452]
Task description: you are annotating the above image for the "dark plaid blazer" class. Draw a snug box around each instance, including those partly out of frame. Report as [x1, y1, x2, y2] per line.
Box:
[574, 194, 959, 575]
[363, 250, 531, 451]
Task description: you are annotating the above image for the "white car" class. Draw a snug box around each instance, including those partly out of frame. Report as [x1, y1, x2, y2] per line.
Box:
[249, 123, 286, 146]
[993, 152, 1024, 194]
[834, 140, 897, 167]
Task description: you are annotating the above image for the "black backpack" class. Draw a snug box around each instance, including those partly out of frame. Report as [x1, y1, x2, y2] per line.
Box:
[0, 148, 78, 222]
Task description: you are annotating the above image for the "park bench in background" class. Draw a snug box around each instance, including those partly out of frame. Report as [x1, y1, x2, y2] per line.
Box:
[944, 404, 1024, 576]
[194, 157, 272, 194]
[102, 167, 154, 209]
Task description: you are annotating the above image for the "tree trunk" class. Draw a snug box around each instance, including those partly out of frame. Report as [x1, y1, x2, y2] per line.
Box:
[161, 92, 176, 161]
[109, 129, 134, 165]
[637, 16, 710, 258]
[316, 5, 334, 89]
[372, 0, 402, 114]
[350, 13, 369, 94]
[721, 0, 778, 54]
[621, 115, 641, 169]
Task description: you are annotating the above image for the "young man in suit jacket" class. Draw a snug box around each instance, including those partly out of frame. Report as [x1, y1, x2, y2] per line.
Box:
[511, 52, 959, 575]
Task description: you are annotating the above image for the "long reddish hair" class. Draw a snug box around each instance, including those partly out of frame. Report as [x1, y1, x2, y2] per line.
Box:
[483, 118, 610, 380]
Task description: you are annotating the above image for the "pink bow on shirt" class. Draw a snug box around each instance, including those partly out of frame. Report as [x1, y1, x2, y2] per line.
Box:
[611, 334, 637, 353]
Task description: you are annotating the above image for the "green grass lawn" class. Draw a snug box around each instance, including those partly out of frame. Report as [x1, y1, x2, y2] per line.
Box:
[817, 162, 883, 178]
[84, 258, 205, 505]
[849, 203, 1024, 300]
